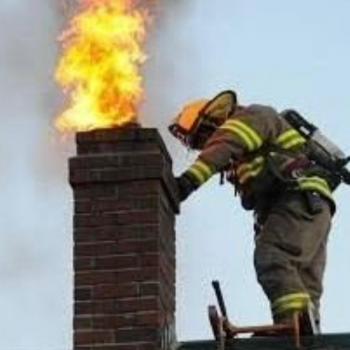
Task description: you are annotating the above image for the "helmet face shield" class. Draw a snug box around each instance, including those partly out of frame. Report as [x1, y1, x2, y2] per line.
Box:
[176, 100, 208, 132]
[168, 100, 208, 147]
[168, 122, 190, 146]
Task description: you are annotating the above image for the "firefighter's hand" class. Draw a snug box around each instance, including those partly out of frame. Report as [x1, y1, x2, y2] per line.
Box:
[175, 175, 198, 202]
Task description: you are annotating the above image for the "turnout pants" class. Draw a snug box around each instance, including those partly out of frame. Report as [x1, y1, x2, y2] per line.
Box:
[253, 191, 332, 327]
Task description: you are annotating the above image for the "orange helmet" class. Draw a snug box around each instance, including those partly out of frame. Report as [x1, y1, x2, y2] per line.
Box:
[169, 90, 237, 149]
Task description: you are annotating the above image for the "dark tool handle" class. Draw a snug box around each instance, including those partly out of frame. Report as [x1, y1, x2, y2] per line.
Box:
[337, 156, 350, 184]
[283, 110, 318, 137]
[212, 280, 228, 319]
[341, 168, 350, 185]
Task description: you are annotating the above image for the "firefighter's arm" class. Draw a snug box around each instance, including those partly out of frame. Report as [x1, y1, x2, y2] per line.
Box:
[176, 114, 267, 201]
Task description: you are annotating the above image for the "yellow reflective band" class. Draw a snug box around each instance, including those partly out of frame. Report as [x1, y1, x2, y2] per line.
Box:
[298, 176, 332, 196]
[228, 120, 263, 149]
[195, 160, 213, 179]
[239, 165, 264, 184]
[237, 157, 264, 177]
[186, 160, 214, 185]
[300, 184, 331, 198]
[186, 167, 206, 184]
[276, 129, 300, 144]
[272, 292, 310, 309]
[272, 293, 310, 313]
[220, 124, 255, 151]
[298, 177, 332, 199]
[283, 136, 306, 149]
[276, 129, 306, 149]
[220, 119, 263, 151]
[237, 157, 265, 184]
[298, 176, 329, 187]
[274, 300, 310, 315]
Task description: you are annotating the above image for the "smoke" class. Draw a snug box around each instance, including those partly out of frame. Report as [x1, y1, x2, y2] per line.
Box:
[0, 1, 198, 347]
[0, 1, 72, 348]
[140, 0, 202, 173]
[141, 0, 350, 340]
[0, 1, 196, 347]
[0, 1, 285, 347]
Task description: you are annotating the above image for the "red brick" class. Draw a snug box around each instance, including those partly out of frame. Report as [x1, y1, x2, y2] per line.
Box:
[74, 257, 95, 270]
[134, 312, 162, 327]
[70, 155, 121, 169]
[75, 330, 114, 345]
[74, 316, 92, 330]
[75, 297, 159, 316]
[136, 344, 158, 350]
[117, 181, 161, 197]
[74, 214, 102, 228]
[75, 267, 159, 287]
[93, 312, 162, 330]
[70, 153, 164, 170]
[74, 243, 97, 257]
[117, 225, 159, 241]
[73, 185, 118, 199]
[75, 200, 94, 214]
[92, 343, 147, 350]
[97, 197, 159, 212]
[97, 200, 132, 212]
[139, 253, 159, 267]
[75, 225, 159, 243]
[114, 240, 159, 255]
[93, 283, 138, 299]
[94, 255, 138, 270]
[92, 344, 141, 350]
[104, 210, 159, 225]
[114, 328, 158, 343]
[76, 271, 116, 286]
[70, 167, 164, 185]
[75, 240, 159, 258]
[139, 283, 160, 296]
[72, 129, 178, 349]
[75, 287, 92, 301]
[75, 300, 116, 315]
[116, 297, 159, 313]
[114, 267, 159, 284]
[74, 228, 98, 242]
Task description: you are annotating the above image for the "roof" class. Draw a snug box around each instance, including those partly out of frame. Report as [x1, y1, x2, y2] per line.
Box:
[178, 334, 350, 350]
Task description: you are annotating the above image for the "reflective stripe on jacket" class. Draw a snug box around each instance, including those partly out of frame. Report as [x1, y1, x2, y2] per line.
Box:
[183, 104, 335, 208]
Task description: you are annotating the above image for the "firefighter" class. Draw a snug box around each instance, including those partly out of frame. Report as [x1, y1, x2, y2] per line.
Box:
[169, 90, 337, 331]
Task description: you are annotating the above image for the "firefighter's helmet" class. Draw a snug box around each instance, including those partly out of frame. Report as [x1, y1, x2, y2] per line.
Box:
[169, 90, 237, 149]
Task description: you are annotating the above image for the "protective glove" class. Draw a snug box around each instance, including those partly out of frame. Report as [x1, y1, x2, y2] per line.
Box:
[175, 174, 199, 202]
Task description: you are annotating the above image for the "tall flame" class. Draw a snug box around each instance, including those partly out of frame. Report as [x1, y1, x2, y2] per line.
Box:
[55, 0, 149, 132]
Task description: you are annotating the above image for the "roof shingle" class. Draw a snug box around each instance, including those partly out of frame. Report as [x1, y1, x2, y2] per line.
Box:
[178, 333, 350, 350]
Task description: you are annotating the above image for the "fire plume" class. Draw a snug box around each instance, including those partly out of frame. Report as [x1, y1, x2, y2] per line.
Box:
[55, 0, 149, 132]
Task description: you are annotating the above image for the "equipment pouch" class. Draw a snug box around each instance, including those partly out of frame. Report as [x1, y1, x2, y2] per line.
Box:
[304, 191, 323, 215]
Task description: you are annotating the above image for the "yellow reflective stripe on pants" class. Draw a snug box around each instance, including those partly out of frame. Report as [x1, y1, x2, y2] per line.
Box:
[186, 160, 214, 185]
[237, 156, 265, 184]
[298, 176, 332, 199]
[220, 119, 263, 151]
[274, 300, 311, 315]
[276, 129, 306, 149]
[272, 292, 311, 316]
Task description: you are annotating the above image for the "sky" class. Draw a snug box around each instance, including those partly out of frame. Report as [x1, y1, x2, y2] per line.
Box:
[0, 0, 349, 349]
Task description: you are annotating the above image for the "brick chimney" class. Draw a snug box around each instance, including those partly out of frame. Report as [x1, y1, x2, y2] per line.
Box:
[70, 127, 179, 350]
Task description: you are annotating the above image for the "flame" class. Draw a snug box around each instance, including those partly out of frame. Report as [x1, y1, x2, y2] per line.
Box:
[55, 0, 149, 132]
